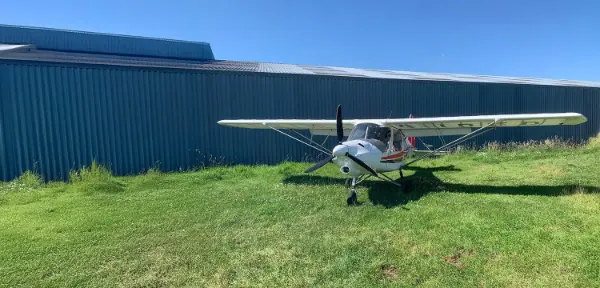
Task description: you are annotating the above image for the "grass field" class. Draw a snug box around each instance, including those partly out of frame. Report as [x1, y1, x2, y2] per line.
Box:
[1, 138, 600, 287]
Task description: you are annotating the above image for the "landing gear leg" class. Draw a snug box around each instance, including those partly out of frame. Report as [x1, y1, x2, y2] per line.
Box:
[347, 177, 358, 206]
[344, 178, 351, 189]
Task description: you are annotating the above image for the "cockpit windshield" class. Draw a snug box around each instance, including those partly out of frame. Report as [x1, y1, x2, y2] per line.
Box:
[347, 123, 391, 151]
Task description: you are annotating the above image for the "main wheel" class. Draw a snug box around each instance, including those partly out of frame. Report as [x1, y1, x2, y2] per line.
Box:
[347, 189, 358, 206]
[401, 179, 412, 194]
[399, 170, 410, 193]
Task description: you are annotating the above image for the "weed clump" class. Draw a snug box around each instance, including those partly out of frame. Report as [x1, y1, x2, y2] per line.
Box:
[143, 167, 165, 182]
[128, 167, 169, 190]
[69, 161, 124, 193]
[587, 133, 600, 149]
[0, 170, 43, 193]
[277, 162, 298, 176]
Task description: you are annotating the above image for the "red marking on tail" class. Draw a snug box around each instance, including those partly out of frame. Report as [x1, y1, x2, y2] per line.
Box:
[408, 114, 415, 148]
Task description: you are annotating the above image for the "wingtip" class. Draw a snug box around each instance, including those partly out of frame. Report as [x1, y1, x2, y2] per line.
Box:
[564, 113, 588, 125]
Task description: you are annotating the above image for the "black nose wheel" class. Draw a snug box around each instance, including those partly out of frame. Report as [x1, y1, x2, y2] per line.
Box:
[347, 189, 358, 206]
[346, 177, 359, 206]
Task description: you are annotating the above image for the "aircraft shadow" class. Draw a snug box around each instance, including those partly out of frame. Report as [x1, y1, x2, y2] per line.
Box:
[282, 165, 600, 208]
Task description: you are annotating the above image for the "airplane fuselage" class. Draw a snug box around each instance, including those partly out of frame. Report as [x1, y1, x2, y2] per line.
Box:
[331, 138, 413, 177]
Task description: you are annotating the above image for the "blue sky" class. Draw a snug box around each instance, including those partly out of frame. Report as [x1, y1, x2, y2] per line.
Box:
[2, 0, 599, 80]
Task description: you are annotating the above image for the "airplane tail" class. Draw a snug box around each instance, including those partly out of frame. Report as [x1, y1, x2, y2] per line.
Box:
[408, 114, 415, 148]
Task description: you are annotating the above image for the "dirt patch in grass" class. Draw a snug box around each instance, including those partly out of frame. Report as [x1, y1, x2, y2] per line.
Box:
[380, 264, 398, 281]
[443, 248, 475, 269]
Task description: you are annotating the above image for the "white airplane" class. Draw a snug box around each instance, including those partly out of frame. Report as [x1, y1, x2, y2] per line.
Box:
[218, 105, 587, 205]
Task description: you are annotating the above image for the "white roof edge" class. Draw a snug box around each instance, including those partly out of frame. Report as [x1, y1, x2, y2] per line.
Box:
[0, 44, 36, 54]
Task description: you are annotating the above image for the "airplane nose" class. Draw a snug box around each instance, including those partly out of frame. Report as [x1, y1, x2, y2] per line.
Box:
[332, 145, 349, 157]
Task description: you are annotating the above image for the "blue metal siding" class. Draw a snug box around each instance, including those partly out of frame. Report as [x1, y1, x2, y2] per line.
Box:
[0, 64, 7, 180]
[0, 61, 599, 181]
[0, 25, 214, 60]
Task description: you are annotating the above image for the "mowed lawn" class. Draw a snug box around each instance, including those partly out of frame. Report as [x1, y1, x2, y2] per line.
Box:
[1, 139, 600, 287]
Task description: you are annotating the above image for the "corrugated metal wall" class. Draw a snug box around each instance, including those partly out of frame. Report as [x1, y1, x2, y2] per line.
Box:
[0, 60, 599, 181]
[0, 25, 215, 60]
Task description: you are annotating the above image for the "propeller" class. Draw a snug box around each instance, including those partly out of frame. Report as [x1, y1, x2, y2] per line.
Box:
[304, 104, 343, 173]
[304, 104, 378, 177]
[346, 153, 377, 176]
[336, 104, 344, 143]
[304, 155, 334, 173]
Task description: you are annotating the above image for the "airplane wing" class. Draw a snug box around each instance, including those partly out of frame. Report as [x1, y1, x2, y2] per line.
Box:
[382, 112, 587, 136]
[217, 119, 351, 130]
[217, 119, 356, 136]
[379, 112, 586, 129]
[218, 113, 587, 136]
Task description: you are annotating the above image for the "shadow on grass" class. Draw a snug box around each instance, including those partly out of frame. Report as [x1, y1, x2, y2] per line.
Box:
[283, 165, 600, 208]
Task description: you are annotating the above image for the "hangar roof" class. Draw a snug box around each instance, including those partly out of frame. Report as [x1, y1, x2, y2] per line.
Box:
[0, 24, 214, 60]
[1, 43, 599, 88]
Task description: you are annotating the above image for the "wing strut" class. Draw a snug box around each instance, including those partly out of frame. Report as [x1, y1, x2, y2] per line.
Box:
[377, 173, 405, 188]
[290, 129, 331, 154]
[401, 120, 499, 168]
[264, 124, 332, 155]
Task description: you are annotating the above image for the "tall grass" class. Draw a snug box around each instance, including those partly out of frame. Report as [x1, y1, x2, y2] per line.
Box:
[587, 133, 600, 148]
[484, 137, 578, 152]
[435, 135, 600, 159]
[2, 134, 598, 194]
[68, 160, 124, 193]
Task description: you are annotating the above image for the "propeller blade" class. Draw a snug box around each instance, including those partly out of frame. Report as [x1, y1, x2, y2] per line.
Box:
[304, 155, 334, 174]
[336, 104, 343, 143]
[346, 153, 378, 176]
